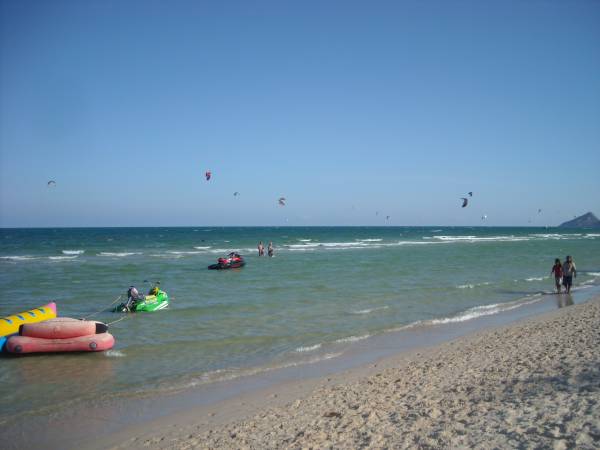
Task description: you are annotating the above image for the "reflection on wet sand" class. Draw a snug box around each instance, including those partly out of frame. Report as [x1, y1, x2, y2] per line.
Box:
[557, 294, 574, 309]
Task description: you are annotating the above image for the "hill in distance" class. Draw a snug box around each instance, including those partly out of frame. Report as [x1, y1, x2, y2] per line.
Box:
[558, 212, 600, 228]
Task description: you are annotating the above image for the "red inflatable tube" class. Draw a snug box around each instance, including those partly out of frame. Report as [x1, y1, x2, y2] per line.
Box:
[7, 332, 115, 354]
[19, 318, 108, 339]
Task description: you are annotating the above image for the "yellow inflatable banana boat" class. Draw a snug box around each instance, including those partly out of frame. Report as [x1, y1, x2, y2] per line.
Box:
[0, 302, 57, 337]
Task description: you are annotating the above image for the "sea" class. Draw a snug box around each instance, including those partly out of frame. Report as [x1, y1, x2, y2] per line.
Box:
[1, 226, 600, 432]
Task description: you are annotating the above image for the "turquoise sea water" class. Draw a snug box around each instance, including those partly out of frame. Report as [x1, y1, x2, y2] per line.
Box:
[1, 226, 600, 424]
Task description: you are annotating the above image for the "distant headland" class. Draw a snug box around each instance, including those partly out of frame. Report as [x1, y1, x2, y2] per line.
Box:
[558, 212, 600, 228]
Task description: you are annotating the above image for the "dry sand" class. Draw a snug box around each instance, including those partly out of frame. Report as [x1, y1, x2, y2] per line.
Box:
[105, 297, 600, 449]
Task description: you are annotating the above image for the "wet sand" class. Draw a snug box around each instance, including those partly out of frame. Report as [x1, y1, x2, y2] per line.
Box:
[94, 295, 600, 449]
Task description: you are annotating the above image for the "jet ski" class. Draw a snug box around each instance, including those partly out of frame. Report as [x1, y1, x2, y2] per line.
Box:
[113, 284, 169, 312]
[208, 252, 245, 270]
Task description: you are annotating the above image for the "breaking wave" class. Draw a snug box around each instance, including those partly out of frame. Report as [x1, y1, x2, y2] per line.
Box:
[1, 255, 37, 261]
[351, 306, 390, 315]
[456, 282, 492, 289]
[525, 276, 545, 282]
[335, 334, 371, 343]
[429, 297, 542, 325]
[295, 344, 322, 353]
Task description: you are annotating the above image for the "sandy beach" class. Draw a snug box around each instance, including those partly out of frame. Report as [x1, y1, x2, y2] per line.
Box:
[95, 295, 600, 450]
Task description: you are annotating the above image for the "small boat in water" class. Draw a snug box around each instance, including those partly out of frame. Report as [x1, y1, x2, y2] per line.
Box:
[208, 252, 245, 270]
[113, 285, 169, 312]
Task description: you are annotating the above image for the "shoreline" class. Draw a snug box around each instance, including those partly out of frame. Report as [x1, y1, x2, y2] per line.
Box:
[2, 286, 599, 449]
[87, 292, 600, 449]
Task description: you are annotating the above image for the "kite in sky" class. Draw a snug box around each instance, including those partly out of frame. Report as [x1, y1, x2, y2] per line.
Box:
[278, 197, 286, 206]
[205, 171, 211, 181]
[460, 198, 468, 208]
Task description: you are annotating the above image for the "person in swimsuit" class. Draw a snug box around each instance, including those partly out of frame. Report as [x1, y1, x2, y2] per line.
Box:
[562, 255, 577, 294]
[267, 241, 274, 257]
[550, 258, 563, 293]
[258, 241, 265, 256]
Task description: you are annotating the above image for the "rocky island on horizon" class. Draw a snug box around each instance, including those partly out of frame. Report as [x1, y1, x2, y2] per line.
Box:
[558, 212, 600, 228]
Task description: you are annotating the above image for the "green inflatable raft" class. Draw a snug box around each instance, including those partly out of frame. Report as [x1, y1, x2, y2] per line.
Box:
[113, 290, 169, 313]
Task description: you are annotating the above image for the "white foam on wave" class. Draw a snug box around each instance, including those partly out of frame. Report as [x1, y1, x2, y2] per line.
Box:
[352, 306, 389, 315]
[105, 350, 125, 358]
[62, 250, 85, 255]
[525, 276, 545, 282]
[295, 343, 322, 353]
[287, 243, 321, 249]
[530, 233, 584, 240]
[456, 281, 493, 289]
[325, 245, 375, 251]
[208, 248, 231, 254]
[427, 235, 529, 243]
[388, 241, 438, 246]
[430, 297, 541, 325]
[151, 253, 184, 259]
[98, 252, 141, 257]
[167, 251, 204, 255]
[335, 334, 370, 344]
[208, 248, 255, 254]
[193, 246, 211, 250]
[298, 239, 312, 242]
[585, 233, 600, 238]
[321, 242, 369, 247]
[49, 255, 79, 261]
[586, 272, 600, 277]
[0, 255, 37, 261]
[286, 240, 437, 251]
[166, 352, 344, 392]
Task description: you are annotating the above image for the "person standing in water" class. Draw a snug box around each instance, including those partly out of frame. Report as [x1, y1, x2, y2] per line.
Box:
[550, 258, 563, 293]
[562, 255, 577, 294]
[257, 241, 265, 256]
[267, 241, 274, 257]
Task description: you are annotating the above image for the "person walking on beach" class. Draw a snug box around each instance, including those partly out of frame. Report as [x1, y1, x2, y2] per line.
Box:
[562, 255, 577, 294]
[550, 258, 563, 293]
[267, 241, 274, 257]
[257, 241, 265, 256]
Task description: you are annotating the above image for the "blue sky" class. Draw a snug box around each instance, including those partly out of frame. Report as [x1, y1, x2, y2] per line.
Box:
[1, 0, 599, 227]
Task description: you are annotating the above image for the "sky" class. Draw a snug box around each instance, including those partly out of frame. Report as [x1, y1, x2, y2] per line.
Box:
[1, 0, 599, 227]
